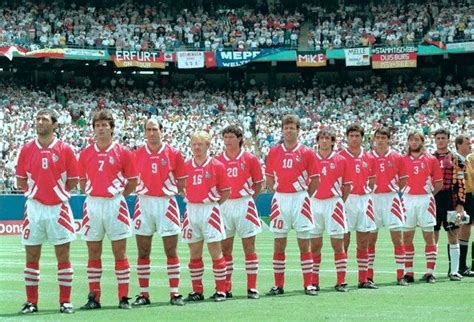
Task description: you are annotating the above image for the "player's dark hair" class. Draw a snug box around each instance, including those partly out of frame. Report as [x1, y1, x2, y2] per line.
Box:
[92, 109, 115, 130]
[282, 114, 300, 130]
[346, 123, 365, 137]
[374, 127, 391, 139]
[36, 109, 59, 124]
[433, 128, 450, 139]
[316, 128, 336, 148]
[222, 125, 244, 147]
[145, 118, 163, 130]
[455, 135, 469, 149]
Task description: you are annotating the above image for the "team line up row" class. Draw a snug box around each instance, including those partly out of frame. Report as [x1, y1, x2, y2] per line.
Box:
[16, 109, 474, 314]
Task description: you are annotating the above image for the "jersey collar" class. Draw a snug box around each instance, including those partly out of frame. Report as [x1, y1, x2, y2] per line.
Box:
[282, 142, 301, 152]
[94, 141, 116, 153]
[145, 143, 166, 155]
[316, 151, 336, 160]
[223, 149, 244, 161]
[192, 157, 212, 168]
[372, 148, 391, 158]
[35, 137, 58, 149]
[344, 147, 363, 158]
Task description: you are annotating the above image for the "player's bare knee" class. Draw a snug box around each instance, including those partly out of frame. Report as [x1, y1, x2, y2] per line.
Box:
[25, 246, 41, 262]
[273, 237, 287, 253]
[447, 229, 459, 244]
[55, 243, 70, 263]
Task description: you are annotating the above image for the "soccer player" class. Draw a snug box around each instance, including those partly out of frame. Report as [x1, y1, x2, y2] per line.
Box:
[339, 124, 378, 289]
[432, 129, 466, 281]
[368, 128, 408, 285]
[265, 114, 319, 296]
[182, 130, 231, 302]
[131, 118, 187, 306]
[402, 131, 443, 283]
[310, 129, 351, 293]
[79, 110, 138, 310]
[217, 125, 264, 299]
[455, 135, 474, 276]
[16, 109, 78, 314]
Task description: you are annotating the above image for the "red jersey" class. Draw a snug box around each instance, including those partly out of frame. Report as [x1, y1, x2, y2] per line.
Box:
[216, 149, 264, 199]
[314, 151, 351, 199]
[134, 143, 186, 197]
[16, 138, 78, 205]
[184, 157, 230, 204]
[79, 142, 138, 197]
[265, 143, 319, 193]
[402, 153, 443, 195]
[370, 149, 407, 193]
[338, 148, 375, 195]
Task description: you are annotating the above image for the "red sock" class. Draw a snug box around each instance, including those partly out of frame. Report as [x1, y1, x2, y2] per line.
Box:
[367, 246, 376, 280]
[137, 258, 151, 298]
[404, 244, 415, 277]
[167, 256, 180, 298]
[300, 252, 313, 288]
[115, 258, 130, 300]
[224, 255, 233, 292]
[425, 244, 437, 275]
[87, 260, 102, 301]
[394, 245, 405, 280]
[273, 252, 286, 288]
[25, 262, 39, 304]
[335, 252, 347, 285]
[312, 253, 321, 286]
[356, 248, 369, 283]
[58, 262, 73, 304]
[188, 258, 204, 294]
[213, 257, 227, 293]
[245, 253, 258, 290]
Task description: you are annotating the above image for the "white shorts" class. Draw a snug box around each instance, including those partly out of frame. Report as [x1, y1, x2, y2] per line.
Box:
[22, 199, 76, 246]
[372, 192, 405, 230]
[220, 197, 262, 239]
[132, 195, 181, 237]
[403, 194, 437, 230]
[310, 196, 347, 238]
[81, 195, 132, 241]
[269, 191, 314, 234]
[182, 203, 226, 243]
[345, 194, 377, 232]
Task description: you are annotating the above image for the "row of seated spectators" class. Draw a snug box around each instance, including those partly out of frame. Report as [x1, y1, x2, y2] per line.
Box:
[303, 1, 474, 49]
[0, 1, 302, 51]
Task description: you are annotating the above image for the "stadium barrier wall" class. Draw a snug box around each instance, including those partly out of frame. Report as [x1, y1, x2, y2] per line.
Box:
[0, 194, 273, 235]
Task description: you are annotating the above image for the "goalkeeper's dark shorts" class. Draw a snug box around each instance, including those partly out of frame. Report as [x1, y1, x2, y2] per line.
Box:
[465, 193, 473, 225]
[434, 190, 457, 231]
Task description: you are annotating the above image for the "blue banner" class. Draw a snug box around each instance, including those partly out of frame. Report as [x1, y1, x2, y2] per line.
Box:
[216, 49, 284, 67]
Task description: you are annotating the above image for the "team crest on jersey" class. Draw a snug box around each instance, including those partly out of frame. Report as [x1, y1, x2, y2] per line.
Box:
[362, 161, 368, 168]
[109, 156, 115, 164]
[330, 163, 335, 170]
[387, 161, 393, 168]
[161, 159, 167, 166]
[296, 156, 301, 162]
[52, 153, 59, 162]
[240, 162, 245, 170]
[205, 172, 211, 179]
[421, 162, 426, 169]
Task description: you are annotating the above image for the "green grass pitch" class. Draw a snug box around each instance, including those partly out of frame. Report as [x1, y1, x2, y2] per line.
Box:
[0, 225, 473, 321]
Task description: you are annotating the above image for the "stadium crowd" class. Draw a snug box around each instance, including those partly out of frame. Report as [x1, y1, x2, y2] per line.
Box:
[0, 1, 302, 51]
[1, 1, 473, 51]
[0, 75, 472, 192]
[305, 1, 474, 50]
